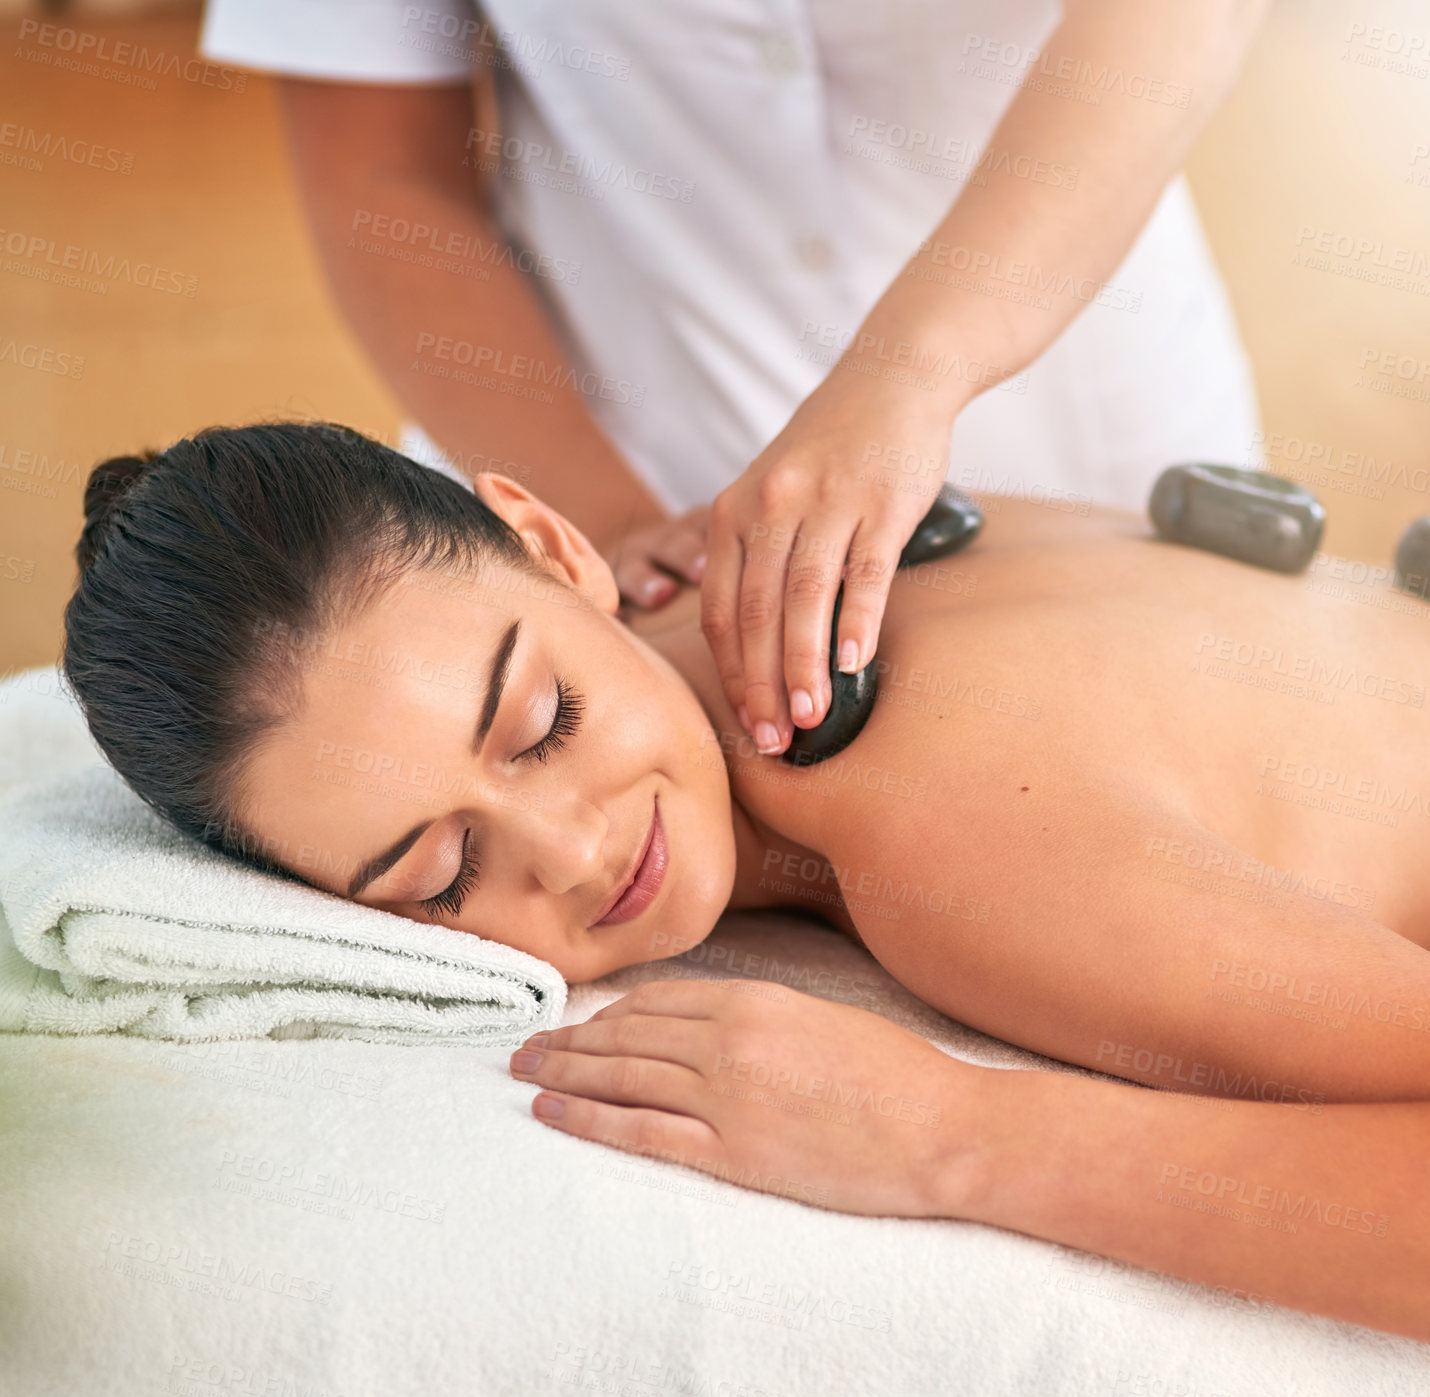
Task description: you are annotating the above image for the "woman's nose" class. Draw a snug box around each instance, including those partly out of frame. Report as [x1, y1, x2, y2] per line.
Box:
[514, 791, 608, 896]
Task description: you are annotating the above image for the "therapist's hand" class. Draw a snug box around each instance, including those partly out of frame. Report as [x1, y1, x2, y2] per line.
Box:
[508, 978, 982, 1219]
[604, 504, 711, 613]
[701, 372, 956, 753]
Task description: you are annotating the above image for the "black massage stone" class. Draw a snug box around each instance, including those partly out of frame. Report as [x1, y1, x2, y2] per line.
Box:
[779, 464, 1331, 768]
[781, 483, 983, 767]
[1149, 463, 1324, 574]
[1394, 518, 1430, 599]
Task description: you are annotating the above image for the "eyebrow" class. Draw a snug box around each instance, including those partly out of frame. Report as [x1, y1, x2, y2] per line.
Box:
[345, 619, 522, 899]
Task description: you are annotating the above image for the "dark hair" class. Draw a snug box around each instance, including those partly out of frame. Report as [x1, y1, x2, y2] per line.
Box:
[62, 421, 544, 881]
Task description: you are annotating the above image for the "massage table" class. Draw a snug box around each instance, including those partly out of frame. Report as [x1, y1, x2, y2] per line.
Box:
[1, 665, 1425, 1396]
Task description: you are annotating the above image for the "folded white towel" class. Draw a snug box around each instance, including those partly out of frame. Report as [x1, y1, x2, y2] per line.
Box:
[0, 668, 566, 1044]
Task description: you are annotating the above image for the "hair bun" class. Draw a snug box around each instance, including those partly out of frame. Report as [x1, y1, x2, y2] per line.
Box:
[77, 450, 160, 572]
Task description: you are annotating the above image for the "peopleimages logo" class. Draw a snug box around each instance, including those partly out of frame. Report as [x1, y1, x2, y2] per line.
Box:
[398, 6, 631, 81]
[1209, 958, 1429, 1033]
[0, 226, 196, 296]
[1156, 1164, 1389, 1237]
[16, 19, 248, 92]
[1294, 224, 1430, 273]
[957, 33, 1192, 107]
[412, 333, 646, 406]
[0, 340, 84, 378]
[464, 128, 696, 203]
[0, 123, 135, 175]
[912, 239, 1143, 313]
[350, 209, 581, 285]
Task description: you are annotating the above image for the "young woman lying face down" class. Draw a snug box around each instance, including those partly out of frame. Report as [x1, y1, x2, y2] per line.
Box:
[65, 423, 1430, 1341]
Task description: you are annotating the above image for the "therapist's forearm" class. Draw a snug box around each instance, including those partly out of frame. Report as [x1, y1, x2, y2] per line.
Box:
[287, 171, 665, 552]
[945, 1067, 1430, 1340]
[846, 0, 1270, 404]
[312, 180, 663, 550]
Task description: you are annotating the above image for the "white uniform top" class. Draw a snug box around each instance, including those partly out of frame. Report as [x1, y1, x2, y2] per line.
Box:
[201, 0, 1264, 514]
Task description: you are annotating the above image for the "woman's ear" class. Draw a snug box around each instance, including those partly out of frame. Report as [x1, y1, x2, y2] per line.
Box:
[470, 471, 621, 615]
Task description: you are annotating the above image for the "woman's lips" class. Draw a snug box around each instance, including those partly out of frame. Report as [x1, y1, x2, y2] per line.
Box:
[593, 797, 667, 927]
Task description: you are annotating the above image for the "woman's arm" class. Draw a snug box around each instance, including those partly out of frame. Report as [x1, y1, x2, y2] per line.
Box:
[510, 979, 1430, 1342]
[954, 1066, 1430, 1341]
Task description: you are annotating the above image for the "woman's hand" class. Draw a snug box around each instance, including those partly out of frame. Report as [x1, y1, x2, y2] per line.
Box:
[700, 370, 957, 754]
[508, 978, 986, 1218]
[604, 505, 711, 614]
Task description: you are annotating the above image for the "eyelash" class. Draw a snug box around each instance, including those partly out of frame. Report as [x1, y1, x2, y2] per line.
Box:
[420, 827, 480, 920]
[418, 677, 585, 917]
[520, 676, 585, 765]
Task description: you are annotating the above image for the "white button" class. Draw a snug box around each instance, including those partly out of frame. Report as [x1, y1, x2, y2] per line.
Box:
[760, 32, 801, 73]
[795, 235, 833, 271]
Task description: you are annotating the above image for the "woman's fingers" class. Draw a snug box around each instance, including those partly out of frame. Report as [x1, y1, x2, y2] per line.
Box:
[521, 1092, 725, 1172]
[510, 1039, 706, 1114]
[577, 977, 729, 1022]
[518, 1005, 716, 1065]
[509, 995, 728, 1157]
[511, 978, 975, 1221]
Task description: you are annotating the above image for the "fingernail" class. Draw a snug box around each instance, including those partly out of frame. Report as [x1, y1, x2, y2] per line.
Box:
[838, 640, 861, 673]
[642, 577, 674, 601]
[533, 1095, 565, 1120]
[738, 703, 752, 735]
[790, 688, 813, 723]
[511, 1050, 544, 1073]
[524, 1033, 550, 1049]
[755, 721, 781, 753]
[691, 553, 707, 580]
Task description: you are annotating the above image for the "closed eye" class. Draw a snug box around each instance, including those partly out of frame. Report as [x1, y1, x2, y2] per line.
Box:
[419, 828, 479, 919]
[519, 676, 584, 764]
[416, 677, 584, 919]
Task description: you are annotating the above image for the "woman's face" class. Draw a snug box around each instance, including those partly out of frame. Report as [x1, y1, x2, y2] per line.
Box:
[237, 473, 737, 983]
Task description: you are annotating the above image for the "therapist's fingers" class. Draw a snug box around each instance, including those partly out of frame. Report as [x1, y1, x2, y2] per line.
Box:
[700, 495, 752, 725]
[606, 524, 678, 610]
[607, 509, 712, 610]
[832, 521, 903, 679]
[781, 513, 852, 729]
[644, 506, 710, 585]
[611, 553, 679, 610]
[735, 510, 800, 754]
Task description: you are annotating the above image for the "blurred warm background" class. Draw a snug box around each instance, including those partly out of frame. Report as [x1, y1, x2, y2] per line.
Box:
[2, 0, 1428, 673]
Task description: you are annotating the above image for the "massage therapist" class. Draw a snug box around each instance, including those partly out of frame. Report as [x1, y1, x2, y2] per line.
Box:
[200, 0, 1270, 755]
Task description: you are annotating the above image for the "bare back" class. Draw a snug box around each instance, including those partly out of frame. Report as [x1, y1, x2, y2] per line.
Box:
[636, 496, 1430, 1103]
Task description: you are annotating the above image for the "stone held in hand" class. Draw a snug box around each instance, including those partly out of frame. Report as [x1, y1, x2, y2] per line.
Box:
[782, 484, 984, 768]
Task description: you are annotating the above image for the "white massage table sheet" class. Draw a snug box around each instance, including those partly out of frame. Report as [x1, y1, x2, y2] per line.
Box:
[2, 912, 1424, 1397]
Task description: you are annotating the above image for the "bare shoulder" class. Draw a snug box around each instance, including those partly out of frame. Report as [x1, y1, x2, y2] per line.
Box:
[820, 741, 1430, 1102]
[964, 493, 1146, 546]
